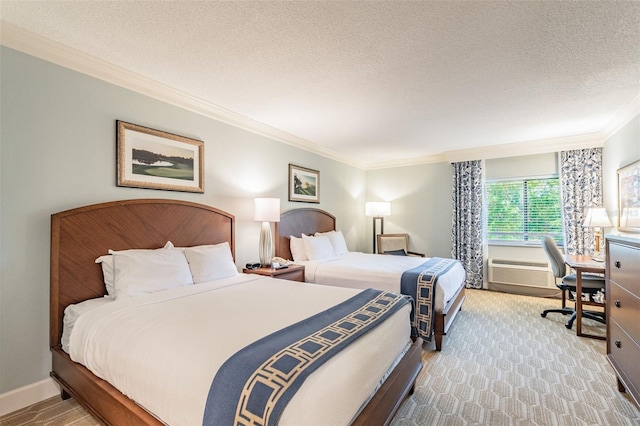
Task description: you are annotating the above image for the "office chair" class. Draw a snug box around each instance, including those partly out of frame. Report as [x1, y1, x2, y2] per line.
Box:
[540, 236, 606, 329]
[376, 234, 425, 257]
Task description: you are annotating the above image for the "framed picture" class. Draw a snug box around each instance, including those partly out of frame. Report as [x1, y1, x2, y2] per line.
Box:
[617, 159, 640, 233]
[117, 121, 204, 193]
[288, 164, 320, 203]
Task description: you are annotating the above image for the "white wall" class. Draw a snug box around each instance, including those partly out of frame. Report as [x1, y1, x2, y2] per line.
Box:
[0, 47, 366, 394]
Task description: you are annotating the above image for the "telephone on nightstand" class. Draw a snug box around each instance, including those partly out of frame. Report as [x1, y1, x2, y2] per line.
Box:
[271, 257, 291, 269]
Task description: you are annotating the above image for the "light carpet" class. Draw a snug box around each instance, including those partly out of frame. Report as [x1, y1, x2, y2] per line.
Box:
[2, 289, 638, 425]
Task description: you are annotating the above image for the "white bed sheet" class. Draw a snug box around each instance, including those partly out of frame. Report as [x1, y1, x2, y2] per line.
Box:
[66, 274, 411, 426]
[300, 252, 466, 311]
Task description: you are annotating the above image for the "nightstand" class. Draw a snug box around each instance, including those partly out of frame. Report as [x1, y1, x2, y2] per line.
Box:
[242, 264, 305, 282]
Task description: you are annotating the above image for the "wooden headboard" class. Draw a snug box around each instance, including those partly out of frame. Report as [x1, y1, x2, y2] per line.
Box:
[275, 208, 336, 261]
[50, 199, 234, 348]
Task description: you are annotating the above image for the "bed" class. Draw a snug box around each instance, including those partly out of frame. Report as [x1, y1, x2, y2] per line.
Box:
[50, 199, 422, 425]
[275, 208, 467, 351]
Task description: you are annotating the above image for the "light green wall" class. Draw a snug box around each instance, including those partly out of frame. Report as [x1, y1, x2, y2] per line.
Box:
[603, 114, 640, 235]
[365, 162, 454, 258]
[0, 47, 366, 392]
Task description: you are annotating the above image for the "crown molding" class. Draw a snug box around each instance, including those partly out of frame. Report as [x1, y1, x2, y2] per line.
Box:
[443, 133, 605, 163]
[0, 22, 365, 169]
[1, 22, 631, 171]
[364, 133, 605, 169]
[601, 92, 640, 139]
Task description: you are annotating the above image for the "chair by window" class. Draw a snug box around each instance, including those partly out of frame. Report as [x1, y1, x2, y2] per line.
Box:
[376, 234, 425, 257]
[540, 236, 605, 329]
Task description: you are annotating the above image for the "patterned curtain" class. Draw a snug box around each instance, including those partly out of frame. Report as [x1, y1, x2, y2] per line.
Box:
[560, 148, 603, 255]
[451, 160, 485, 289]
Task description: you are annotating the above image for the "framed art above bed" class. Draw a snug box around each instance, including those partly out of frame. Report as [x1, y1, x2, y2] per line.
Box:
[116, 121, 204, 193]
[288, 164, 320, 203]
[618, 159, 640, 233]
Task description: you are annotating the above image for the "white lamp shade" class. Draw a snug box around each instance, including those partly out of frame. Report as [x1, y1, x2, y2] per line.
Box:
[582, 207, 612, 228]
[365, 202, 391, 217]
[254, 198, 281, 222]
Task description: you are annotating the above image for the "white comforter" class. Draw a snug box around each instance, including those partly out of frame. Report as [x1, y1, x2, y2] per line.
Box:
[66, 274, 411, 425]
[300, 252, 466, 311]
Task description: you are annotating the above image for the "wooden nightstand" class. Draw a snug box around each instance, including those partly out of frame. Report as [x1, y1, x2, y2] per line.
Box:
[242, 264, 305, 282]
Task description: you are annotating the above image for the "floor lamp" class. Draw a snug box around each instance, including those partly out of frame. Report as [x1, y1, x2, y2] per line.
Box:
[254, 198, 281, 267]
[365, 201, 391, 254]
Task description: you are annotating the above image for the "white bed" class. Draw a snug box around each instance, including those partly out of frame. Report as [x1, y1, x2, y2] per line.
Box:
[275, 207, 467, 351]
[299, 252, 466, 312]
[63, 274, 411, 425]
[50, 199, 423, 426]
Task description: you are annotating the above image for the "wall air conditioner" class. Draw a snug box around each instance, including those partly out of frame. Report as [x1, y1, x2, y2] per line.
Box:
[488, 258, 554, 288]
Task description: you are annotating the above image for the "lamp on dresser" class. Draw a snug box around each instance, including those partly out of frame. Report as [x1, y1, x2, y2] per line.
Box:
[254, 198, 280, 267]
[582, 207, 612, 256]
[365, 201, 391, 254]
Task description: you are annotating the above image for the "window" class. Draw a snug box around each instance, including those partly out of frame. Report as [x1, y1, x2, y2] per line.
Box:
[486, 177, 563, 244]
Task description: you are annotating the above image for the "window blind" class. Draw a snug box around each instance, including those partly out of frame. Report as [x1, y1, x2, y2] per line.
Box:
[486, 178, 563, 244]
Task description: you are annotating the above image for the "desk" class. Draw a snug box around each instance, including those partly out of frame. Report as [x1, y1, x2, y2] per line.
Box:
[564, 255, 606, 340]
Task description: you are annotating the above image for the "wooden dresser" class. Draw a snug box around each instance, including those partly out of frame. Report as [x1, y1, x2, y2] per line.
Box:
[605, 235, 640, 409]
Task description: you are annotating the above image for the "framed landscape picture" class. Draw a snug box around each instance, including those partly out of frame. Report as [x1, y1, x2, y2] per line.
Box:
[618, 159, 640, 232]
[289, 164, 320, 203]
[117, 121, 204, 193]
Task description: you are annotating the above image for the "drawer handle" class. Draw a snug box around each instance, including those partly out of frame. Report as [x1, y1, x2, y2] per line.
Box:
[615, 300, 621, 308]
[615, 340, 621, 348]
[614, 261, 621, 269]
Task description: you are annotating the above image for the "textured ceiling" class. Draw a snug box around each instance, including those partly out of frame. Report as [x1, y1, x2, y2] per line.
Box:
[1, 1, 639, 167]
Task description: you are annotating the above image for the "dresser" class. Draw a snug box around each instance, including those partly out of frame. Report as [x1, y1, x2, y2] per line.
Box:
[605, 235, 640, 409]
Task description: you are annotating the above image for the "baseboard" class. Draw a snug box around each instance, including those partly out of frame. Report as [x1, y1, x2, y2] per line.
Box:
[0, 378, 60, 417]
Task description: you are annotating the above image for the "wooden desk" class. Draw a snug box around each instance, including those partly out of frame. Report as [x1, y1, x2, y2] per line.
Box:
[564, 254, 606, 340]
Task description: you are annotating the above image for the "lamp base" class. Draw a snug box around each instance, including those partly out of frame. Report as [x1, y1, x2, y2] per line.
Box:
[259, 221, 273, 267]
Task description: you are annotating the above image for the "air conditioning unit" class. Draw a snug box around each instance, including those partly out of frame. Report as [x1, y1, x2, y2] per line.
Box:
[488, 258, 554, 288]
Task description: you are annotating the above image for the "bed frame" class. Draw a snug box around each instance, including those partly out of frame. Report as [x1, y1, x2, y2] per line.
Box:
[275, 207, 466, 351]
[50, 199, 422, 425]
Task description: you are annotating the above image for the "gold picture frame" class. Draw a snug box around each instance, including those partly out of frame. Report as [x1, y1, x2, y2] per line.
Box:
[117, 121, 204, 193]
[288, 164, 320, 203]
[617, 159, 640, 233]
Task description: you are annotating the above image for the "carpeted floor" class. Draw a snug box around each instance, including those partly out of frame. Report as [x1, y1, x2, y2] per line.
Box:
[2, 289, 639, 425]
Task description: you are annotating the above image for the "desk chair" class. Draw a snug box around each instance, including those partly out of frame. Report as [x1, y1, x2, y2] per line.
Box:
[540, 236, 606, 329]
[377, 234, 425, 257]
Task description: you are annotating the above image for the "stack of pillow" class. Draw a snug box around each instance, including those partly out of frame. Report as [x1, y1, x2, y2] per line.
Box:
[95, 241, 238, 299]
[289, 230, 349, 262]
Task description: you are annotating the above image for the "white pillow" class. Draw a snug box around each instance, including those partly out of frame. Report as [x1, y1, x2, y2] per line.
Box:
[302, 234, 334, 260]
[95, 241, 174, 297]
[289, 235, 308, 262]
[95, 254, 116, 297]
[183, 242, 238, 283]
[112, 249, 193, 299]
[314, 230, 349, 256]
[330, 230, 349, 255]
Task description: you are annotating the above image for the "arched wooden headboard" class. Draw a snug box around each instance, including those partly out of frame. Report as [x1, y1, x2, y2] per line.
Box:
[50, 198, 234, 349]
[275, 208, 336, 260]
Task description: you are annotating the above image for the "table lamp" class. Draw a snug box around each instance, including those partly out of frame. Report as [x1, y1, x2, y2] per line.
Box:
[582, 207, 612, 254]
[254, 198, 280, 266]
[365, 201, 391, 254]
